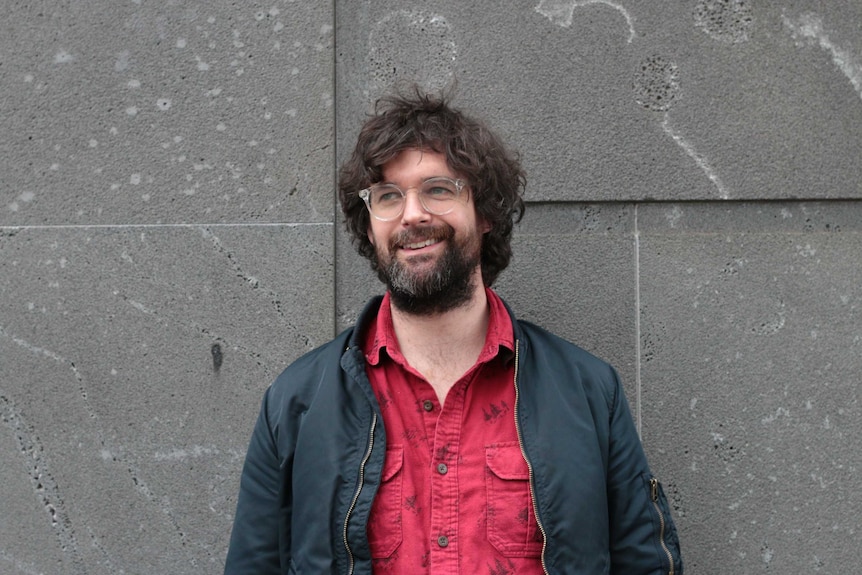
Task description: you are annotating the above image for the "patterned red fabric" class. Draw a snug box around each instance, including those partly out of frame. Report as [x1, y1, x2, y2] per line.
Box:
[363, 289, 544, 574]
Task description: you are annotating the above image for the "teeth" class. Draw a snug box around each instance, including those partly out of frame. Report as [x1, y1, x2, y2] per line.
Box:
[404, 238, 437, 250]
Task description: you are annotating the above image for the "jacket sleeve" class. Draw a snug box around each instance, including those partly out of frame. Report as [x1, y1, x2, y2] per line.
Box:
[606, 370, 683, 575]
[224, 386, 289, 574]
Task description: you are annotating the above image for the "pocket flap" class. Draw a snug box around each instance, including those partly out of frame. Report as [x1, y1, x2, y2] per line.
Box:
[380, 445, 403, 482]
[485, 443, 529, 480]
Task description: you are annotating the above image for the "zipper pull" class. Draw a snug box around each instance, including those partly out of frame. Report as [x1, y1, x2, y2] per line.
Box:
[650, 477, 659, 502]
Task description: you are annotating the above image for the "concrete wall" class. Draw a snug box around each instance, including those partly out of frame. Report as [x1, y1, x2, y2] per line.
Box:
[1, 1, 860, 573]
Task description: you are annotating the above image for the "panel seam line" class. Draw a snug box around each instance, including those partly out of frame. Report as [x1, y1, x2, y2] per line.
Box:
[634, 203, 643, 437]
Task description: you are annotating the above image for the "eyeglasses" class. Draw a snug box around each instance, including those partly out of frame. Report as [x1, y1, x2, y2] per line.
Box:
[359, 177, 466, 221]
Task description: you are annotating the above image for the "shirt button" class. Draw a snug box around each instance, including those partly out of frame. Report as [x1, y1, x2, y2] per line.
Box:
[437, 463, 448, 475]
[437, 535, 449, 548]
[423, 400, 433, 412]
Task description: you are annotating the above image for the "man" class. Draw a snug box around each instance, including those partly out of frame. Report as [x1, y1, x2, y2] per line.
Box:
[224, 89, 683, 574]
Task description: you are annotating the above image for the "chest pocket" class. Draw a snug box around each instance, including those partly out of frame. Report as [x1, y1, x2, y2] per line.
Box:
[485, 442, 544, 557]
[367, 446, 404, 558]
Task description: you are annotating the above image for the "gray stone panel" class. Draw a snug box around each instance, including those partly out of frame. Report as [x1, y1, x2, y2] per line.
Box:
[2, 1, 333, 225]
[336, 2, 862, 202]
[0, 224, 332, 573]
[638, 202, 862, 574]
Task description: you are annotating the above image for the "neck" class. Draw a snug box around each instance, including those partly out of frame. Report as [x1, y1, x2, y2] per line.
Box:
[389, 269, 491, 402]
[390, 285, 489, 348]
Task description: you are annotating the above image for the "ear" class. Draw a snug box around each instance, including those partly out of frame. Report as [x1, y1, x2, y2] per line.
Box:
[367, 226, 375, 245]
[478, 215, 492, 235]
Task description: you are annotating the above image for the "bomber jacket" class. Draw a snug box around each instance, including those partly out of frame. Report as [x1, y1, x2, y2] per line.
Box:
[224, 296, 683, 575]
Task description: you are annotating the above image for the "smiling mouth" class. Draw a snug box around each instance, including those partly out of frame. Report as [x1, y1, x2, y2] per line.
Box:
[390, 225, 453, 253]
[403, 238, 439, 250]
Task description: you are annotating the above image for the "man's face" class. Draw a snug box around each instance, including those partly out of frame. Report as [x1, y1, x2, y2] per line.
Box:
[367, 148, 490, 315]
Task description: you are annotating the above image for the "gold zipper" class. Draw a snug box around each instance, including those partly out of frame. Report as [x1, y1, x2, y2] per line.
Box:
[650, 477, 674, 575]
[512, 340, 550, 575]
[343, 412, 377, 575]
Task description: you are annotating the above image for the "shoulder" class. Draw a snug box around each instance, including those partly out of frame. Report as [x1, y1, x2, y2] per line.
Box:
[515, 319, 621, 409]
[262, 297, 385, 419]
[516, 320, 615, 374]
[267, 327, 353, 398]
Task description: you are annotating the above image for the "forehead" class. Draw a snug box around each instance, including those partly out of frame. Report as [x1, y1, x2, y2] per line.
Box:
[380, 148, 456, 182]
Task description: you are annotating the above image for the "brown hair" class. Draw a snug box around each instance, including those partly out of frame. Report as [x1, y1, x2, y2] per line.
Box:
[338, 87, 526, 287]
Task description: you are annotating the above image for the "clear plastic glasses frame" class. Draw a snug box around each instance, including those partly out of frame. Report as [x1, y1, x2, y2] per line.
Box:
[358, 177, 466, 221]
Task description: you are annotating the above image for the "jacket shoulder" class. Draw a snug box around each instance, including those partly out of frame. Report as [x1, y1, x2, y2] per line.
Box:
[515, 320, 621, 408]
[516, 320, 616, 373]
[263, 327, 354, 406]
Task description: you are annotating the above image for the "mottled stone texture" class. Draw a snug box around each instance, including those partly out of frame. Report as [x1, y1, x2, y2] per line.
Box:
[2, 1, 860, 573]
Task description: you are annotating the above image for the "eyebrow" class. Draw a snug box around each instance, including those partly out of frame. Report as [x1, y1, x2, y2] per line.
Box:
[378, 175, 457, 186]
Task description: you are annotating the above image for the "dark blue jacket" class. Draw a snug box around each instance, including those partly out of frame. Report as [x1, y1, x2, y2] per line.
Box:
[224, 297, 683, 574]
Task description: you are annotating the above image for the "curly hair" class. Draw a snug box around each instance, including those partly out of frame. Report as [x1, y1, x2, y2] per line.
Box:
[338, 87, 526, 287]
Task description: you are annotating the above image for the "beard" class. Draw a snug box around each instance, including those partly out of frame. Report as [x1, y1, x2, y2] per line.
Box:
[374, 223, 483, 316]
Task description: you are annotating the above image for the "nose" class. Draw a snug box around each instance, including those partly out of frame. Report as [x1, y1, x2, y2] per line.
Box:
[399, 188, 431, 224]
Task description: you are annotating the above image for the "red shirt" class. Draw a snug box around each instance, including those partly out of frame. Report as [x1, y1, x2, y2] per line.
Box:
[364, 289, 544, 574]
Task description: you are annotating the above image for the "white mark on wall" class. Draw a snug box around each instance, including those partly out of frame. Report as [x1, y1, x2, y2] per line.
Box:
[155, 445, 219, 461]
[796, 243, 816, 257]
[1, 325, 67, 364]
[8, 191, 35, 213]
[54, 50, 74, 64]
[198, 227, 259, 288]
[127, 299, 154, 315]
[114, 50, 131, 72]
[666, 205, 683, 228]
[153, 445, 243, 462]
[783, 12, 862, 102]
[662, 113, 729, 199]
[761, 406, 790, 425]
[535, 0, 636, 43]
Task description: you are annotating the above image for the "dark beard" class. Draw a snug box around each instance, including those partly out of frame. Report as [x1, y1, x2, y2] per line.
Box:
[377, 224, 481, 316]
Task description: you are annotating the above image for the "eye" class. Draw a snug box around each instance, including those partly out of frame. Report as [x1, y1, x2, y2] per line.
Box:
[422, 180, 458, 199]
[373, 186, 403, 204]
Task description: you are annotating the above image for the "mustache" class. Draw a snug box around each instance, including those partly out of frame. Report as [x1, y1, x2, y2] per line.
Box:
[388, 224, 454, 251]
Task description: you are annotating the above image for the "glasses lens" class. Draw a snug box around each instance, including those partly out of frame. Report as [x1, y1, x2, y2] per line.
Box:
[419, 178, 460, 214]
[369, 184, 403, 219]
